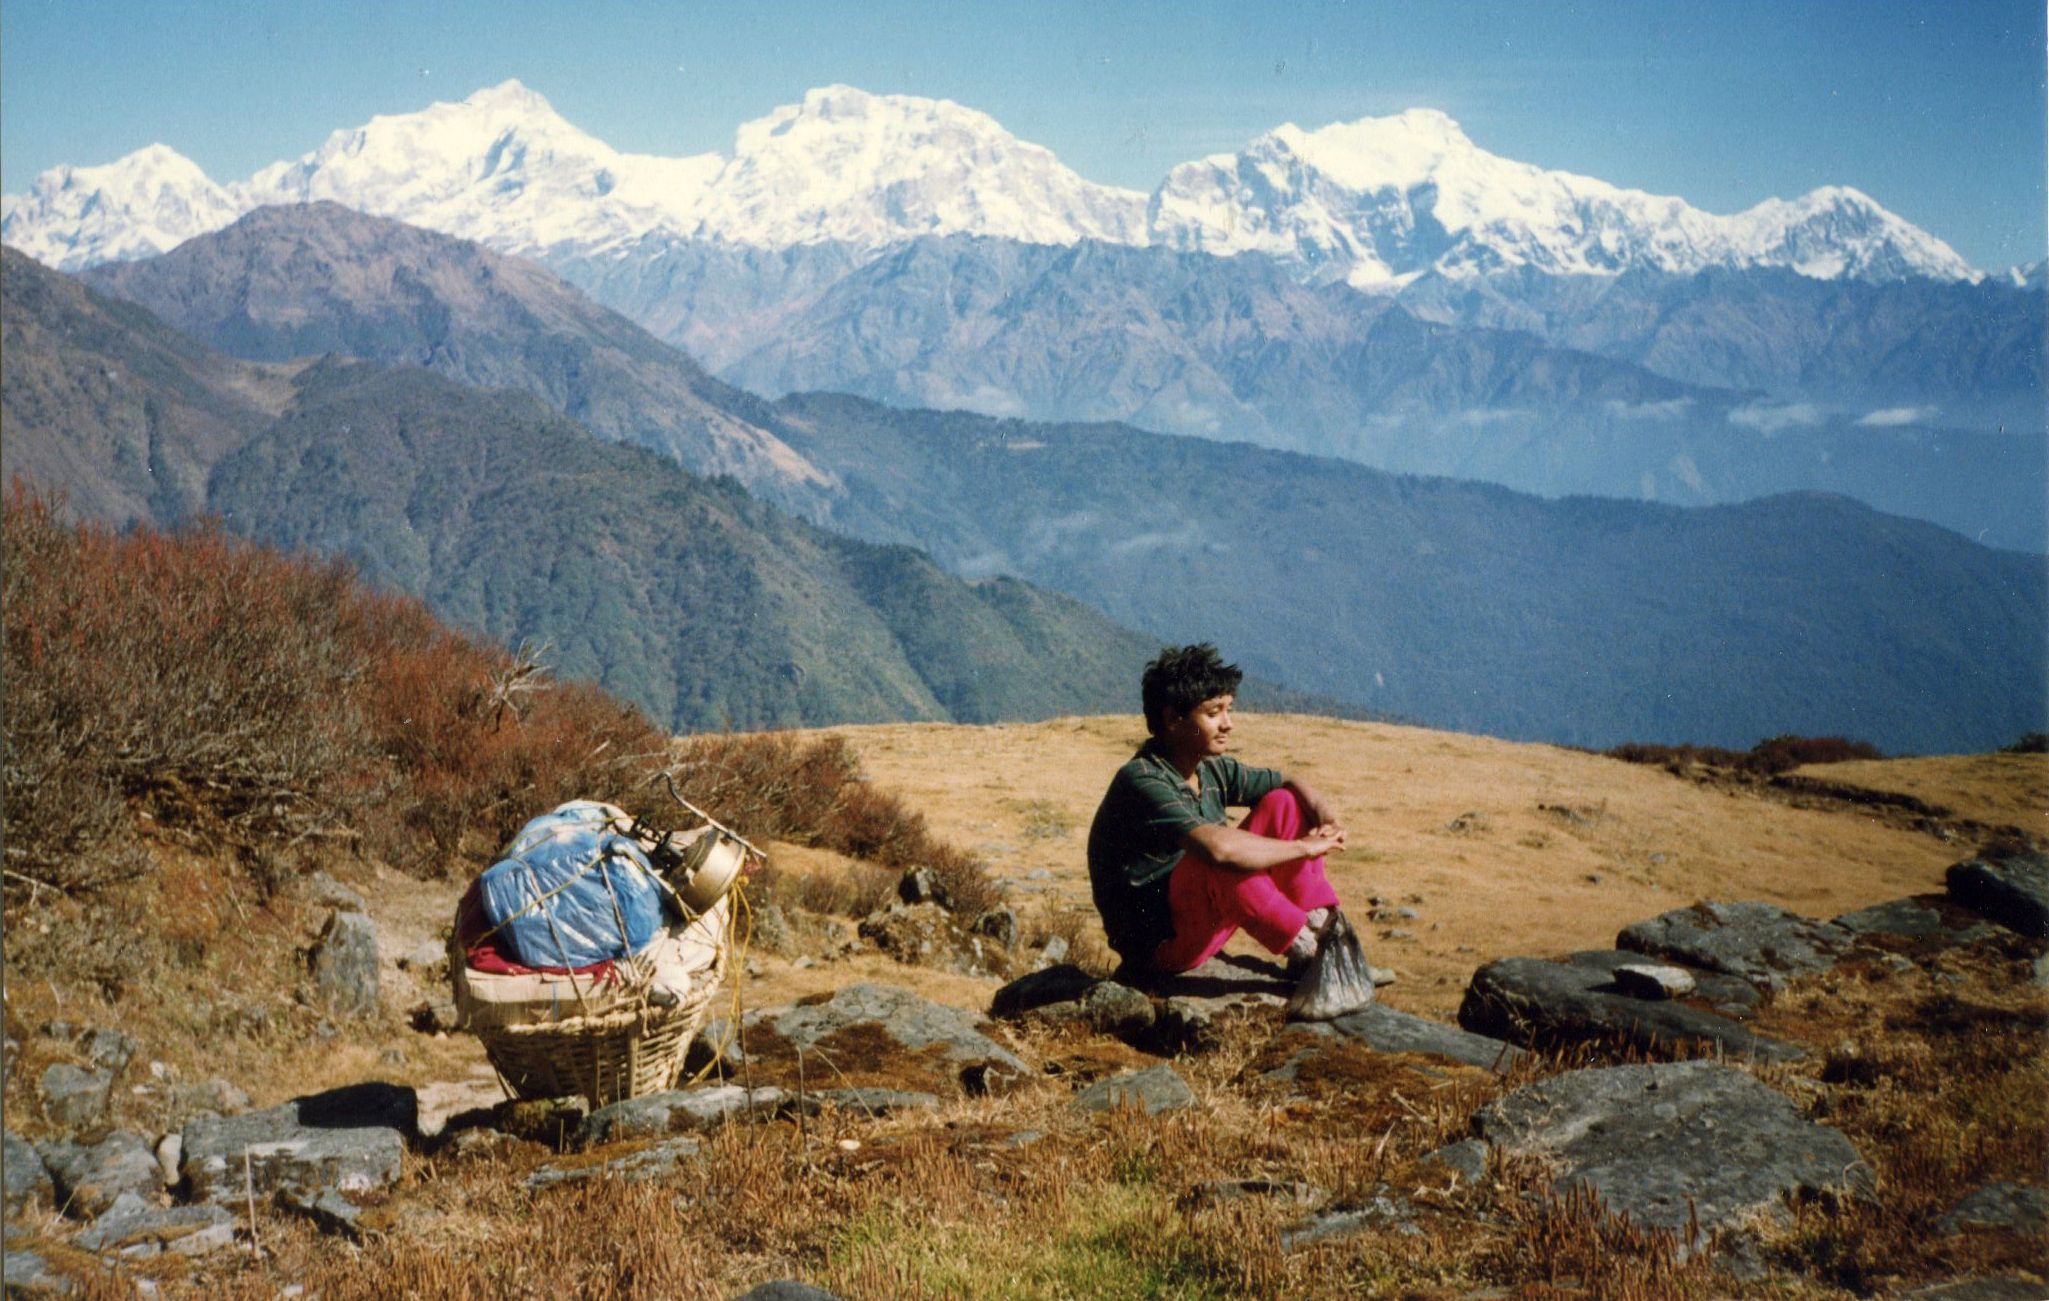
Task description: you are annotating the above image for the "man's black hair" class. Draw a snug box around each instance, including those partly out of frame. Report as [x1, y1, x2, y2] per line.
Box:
[1141, 643, 1243, 736]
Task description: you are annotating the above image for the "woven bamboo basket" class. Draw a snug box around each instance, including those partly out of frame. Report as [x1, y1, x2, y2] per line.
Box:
[454, 928, 729, 1107]
[475, 975, 721, 1106]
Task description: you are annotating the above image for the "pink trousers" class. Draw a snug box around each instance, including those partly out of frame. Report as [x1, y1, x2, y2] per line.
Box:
[1150, 787, 1342, 974]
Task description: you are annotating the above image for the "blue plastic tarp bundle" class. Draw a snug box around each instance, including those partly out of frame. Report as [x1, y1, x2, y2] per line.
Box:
[476, 801, 671, 969]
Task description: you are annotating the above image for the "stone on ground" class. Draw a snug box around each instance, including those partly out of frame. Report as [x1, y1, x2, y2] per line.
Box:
[742, 984, 1029, 1097]
[312, 910, 383, 1018]
[1476, 1060, 1867, 1255]
[4, 1129, 54, 1214]
[36, 1131, 162, 1220]
[575, 1085, 786, 1148]
[1073, 1063, 1195, 1115]
[1936, 1182, 2049, 1236]
[1617, 901, 1856, 991]
[180, 1082, 413, 1206]
[39, 1063, 112, 1131]
[1296, 1003, 1524, 1073]
[72, 1191, 236, 1259]
[1460, 956, 1803, 1062]
[1945, 851, 2049, 939]
[526, 1135, 701, 1191]
[1833, 895, 1997, 951]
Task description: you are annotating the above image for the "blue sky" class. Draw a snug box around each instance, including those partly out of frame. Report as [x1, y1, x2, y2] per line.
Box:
[3, 0, 2043, 269]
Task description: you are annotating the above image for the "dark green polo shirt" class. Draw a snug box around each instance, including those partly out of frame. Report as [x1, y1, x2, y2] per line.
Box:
[1086, 742, 1283, 966]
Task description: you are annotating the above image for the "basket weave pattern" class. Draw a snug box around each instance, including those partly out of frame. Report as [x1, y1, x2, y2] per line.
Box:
[463, 947, 725, 1106]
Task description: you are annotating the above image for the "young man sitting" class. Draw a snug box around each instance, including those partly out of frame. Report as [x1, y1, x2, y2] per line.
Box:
[1087, 643, 1348, 982]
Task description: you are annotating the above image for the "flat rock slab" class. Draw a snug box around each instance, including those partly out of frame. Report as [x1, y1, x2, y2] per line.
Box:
[181, 1082, 414, 1206]
[37, 1131, 162, 1220]
[576, 1086, 787, 1148]
[72, 1191, 236, 1259]
[1937, 1182, 2049, 1236]
[743, 984, 1029, 1097]
[1476, 1060, 1867, 1252]
[526, 1136, 701, 1191]
[39, 1063, 112, 1131]
[1295, 1004, 1524, 1074]
[2, 1249, 74, 1298]
[5, 1130, 54, 1214]
[1834, 895, 1999, 952]
[1613, 963, 1696, 1000]
[1074, 1064, 1195, 1116]
[1618, 901, 1856, 992]
[1566, 950, 1761, 1016]
[1946, 852, 2049, 939]
[1459, 957, 1803, 1062]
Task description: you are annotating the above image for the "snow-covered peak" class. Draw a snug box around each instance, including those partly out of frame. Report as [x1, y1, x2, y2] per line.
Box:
[236, 79, 720, 254]
[1, 144, 246, 270]
[1150, 109, 1979, 288]
[699, 85, 1145, 249]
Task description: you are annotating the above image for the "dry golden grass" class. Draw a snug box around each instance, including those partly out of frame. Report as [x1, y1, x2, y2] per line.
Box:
[1795, 752, 2049, 839]
[809, 715, 1975, 1017]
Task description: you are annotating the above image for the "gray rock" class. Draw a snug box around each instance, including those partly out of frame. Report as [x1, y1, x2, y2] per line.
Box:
[1613, 963, 1697, 1000]
[576, 1086, 785, 1148]
[180, 1082, 414, 1205]
[72, 1191, 236, 1259]
[170, 1077, 251, 1120]
[747, 983, 1030, 1096]
[37, 1131, 161, 1220]
[1936, 1182, 2049, 1236]
[39, 1063, 112, 1131]
[731, 1284, 844, 1301]
[1073, 1064, 1195, 1116]
[1893, 1280, 2049, 1300]
[275, 1186, 364, 1241]
[897, 865, 952, 909]
[4, 1130, 54, 1214]
[812, 1088, 941, 1116]
[990, 964, 1100, 1019]
[1066, 981, 1157, 1037]
[1946, 852, 2049, 938]
[526, 1135, 701, 1191]
[1834, 895, 1997, 949]
[971, 907, 1019, 949]
[301, 871, 369, 914]
[1460, 956, 1803, 1062]
[1618, 901, 1857, 991]
[1566, 950, 1761, 1015]
[1279, 1191, 1420, 1250]
[3, 1249, 75, 1297]
[312, 910, 382, 1018]
[1420, 1139, 1489, 1186]
[1304, 1003, 1525, 1074]
[1037, 935, 1070, 966]
[748, 903, 796, 956]
[1476, 1060, 1868, 1254]
[81, 1029, 137, 1076]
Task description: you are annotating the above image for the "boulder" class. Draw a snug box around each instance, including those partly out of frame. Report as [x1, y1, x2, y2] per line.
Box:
[37, 1131, 162, 1220]
[1296, 1004, 1525, 1074]
[1459, 956, 1802, 1062]
[1617, 901, 1856, 991]
[4, 1129, 54, 1214]
[1936, 1182, 2049, 1236]
[1833, 895, 1997, 951]
[72, 1191, 236, 1259]
[1073, 1063, 1195, 1115]
[742, 984, 1030, 1097]
[2, 1249, 75, 1298]
[575, 1086, 786, 1148]
[525, 1136, 701, 1191]
[1475, 1060, 1867, 1254]
[1945, 852, 2049, 939]
[312, 910, 383, 1018]
[39, 1063, 112, 1131]
[180, 1082, 414, 1206]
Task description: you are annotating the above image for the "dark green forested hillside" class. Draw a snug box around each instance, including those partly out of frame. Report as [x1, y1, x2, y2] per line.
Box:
[202, 359, 1157, 730]
[775, 392, 2048, 754]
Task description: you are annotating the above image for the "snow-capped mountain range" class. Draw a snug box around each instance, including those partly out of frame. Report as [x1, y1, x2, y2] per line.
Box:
[3, 79, 1982, 287]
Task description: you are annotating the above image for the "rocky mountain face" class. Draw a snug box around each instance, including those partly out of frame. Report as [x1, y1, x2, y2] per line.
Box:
[1, 247, 1161, 732]
[8, 82, 2035, 549]
[81, 203, 837, 512]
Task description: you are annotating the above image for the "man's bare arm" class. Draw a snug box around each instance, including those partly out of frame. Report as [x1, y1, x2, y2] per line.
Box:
[1183, 819, 1344, 873]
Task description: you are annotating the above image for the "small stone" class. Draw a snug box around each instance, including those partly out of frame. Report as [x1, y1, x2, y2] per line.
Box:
[1073, 1064, 1195, 1116]
[1383, 928, 1414, 941]
[1368, 966, 1397, 987]
[972, 907, 1019, 949]
[1613, 963, 1698, 1000]
[4, 1130, 54, 1214]
[276, 1186, 364, 1240]
[40, 1131, 165, 1219]
[312, 911, 382, 1019]
[897, 866, 953, 909]
[1421, 1139, 1489, 1186]
[74, 1191, 237, 1258]
[4, 1248, 75, 1297]
[1937, 1182, 2049, 1236]
[1038, 935, 1070, 965]
[40, 1063, 113, 1131]
[154, 1134, 182, 1190]
[82, 1028, 138, 1076]
[1395, 907, 1420, 920]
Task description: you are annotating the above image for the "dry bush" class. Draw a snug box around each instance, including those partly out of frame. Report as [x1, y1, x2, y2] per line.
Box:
[2, 486, 670, 897]
[1606, 733, 1884, 776]
[667, 731, 999, 915]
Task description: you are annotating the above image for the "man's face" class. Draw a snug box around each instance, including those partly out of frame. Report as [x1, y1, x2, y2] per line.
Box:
[1165, 693, 1234, 757]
